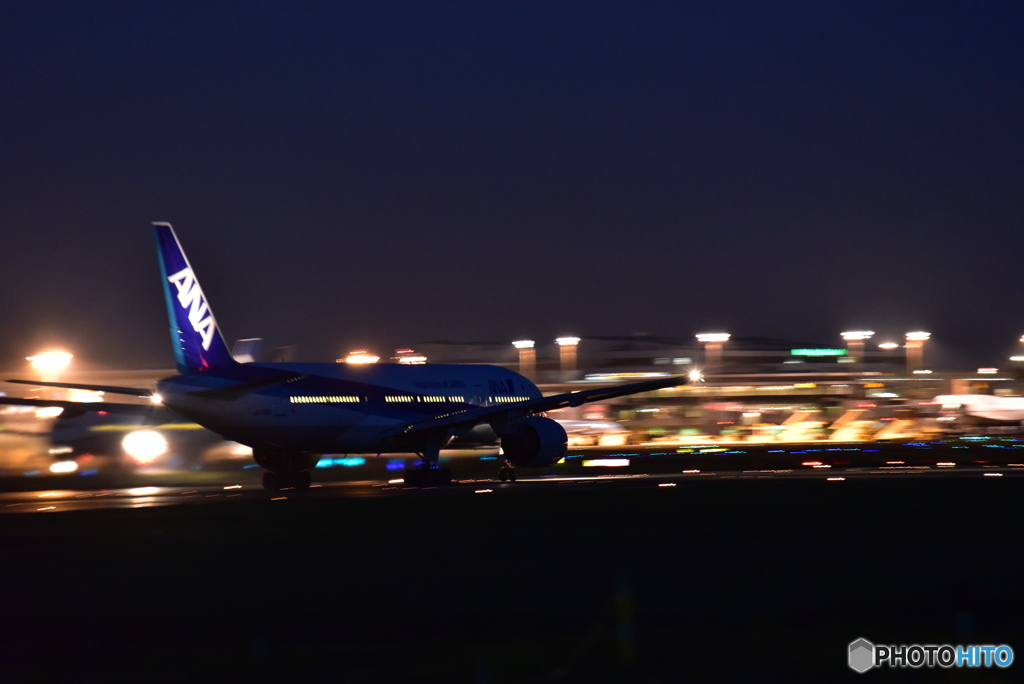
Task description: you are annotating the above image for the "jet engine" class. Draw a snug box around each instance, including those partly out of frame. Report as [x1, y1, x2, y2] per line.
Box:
[499, 416, 568, 468]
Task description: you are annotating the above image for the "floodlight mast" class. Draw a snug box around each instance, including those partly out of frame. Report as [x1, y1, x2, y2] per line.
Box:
[556, 337, 580, 375]
[27, 350, 72, 383]
[696, 333, 729, 369]
[841, 331, 874, 363]
[512, 340, 536, 380]
[904, 332, 930, 373]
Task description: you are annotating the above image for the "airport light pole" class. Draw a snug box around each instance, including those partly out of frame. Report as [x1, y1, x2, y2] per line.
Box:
[343, 350, 379, 364]
[27, 350, 72, 383]
[1013, 336, 1024, 364]
[841, 331, 874, 364]
[513, 340, 535, 381]
[556, 337, 580, 375]
[696, 333, 730, 370]
[905, 332, 930, 373]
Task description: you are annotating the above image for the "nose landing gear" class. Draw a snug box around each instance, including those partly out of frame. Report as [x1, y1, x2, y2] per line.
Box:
[498, 460, 517, 482]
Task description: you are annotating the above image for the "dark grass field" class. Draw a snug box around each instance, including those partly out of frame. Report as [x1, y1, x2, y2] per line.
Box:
[2, 470, 1023, 682]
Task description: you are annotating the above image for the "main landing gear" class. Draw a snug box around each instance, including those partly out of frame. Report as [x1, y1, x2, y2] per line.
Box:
[402, 466, 453, 487]
[402, 436, 453, 487]
[253, 450, 318, 491]
[262, 470, 311, 491]
[498, 460, 517, 483]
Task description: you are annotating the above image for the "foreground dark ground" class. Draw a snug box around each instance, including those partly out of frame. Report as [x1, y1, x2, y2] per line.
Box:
[2, 470, 1021, 682]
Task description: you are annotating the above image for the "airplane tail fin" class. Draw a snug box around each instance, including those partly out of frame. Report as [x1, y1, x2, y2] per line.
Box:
[152, 222, 236, 373]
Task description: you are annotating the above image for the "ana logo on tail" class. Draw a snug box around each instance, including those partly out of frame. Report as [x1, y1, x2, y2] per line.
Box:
[167, 267, 216, 350]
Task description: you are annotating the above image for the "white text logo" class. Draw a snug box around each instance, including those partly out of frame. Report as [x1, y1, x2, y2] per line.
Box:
[850, 637, 1014, 672]
[167, 268, 216, 351]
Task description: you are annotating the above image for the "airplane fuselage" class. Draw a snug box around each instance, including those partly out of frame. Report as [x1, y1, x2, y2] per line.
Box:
[157, 362, 540, 453]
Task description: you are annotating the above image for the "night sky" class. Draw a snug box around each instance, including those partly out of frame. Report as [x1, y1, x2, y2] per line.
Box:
[1, 2, 1022, 371]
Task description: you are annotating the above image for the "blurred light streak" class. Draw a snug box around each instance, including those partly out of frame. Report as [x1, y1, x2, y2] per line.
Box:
[27, 350, 72, 372]
[122, 431, 169, 464]
[344, 351, 379, 364]
[582, 459, 630, 467]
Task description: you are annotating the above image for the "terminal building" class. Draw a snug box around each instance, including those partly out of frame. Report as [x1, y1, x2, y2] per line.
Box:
[417, 333, 1024, 443]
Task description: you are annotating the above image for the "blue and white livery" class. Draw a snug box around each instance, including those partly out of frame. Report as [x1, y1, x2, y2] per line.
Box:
[3, 223, 685, 488]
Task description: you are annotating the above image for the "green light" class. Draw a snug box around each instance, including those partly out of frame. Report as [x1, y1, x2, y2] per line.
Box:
[791, 348, 846, 357]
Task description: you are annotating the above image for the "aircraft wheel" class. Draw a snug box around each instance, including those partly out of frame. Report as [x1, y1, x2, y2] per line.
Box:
[433, 468, 453, 486]
[507, 468, 517, 483]
[403, 469, 423, 487]
[498, 468, 508, 482]
[262, 472, 281, 491]
[404, 467, 451, 487]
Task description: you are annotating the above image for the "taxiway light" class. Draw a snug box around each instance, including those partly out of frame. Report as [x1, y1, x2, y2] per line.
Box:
[127, 487, 160, 496]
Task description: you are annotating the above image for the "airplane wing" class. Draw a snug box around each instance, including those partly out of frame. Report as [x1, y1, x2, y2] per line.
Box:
[386, 375, 686, 439]
[0, 396, 170, 417]
[5, 379, 154, 397]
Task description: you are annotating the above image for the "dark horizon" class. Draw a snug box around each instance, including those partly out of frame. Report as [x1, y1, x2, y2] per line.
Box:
[1, 2, 1022, 372]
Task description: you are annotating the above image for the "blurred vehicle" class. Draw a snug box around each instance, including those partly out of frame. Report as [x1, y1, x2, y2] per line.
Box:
[932, 394, 1024, 423]
[556, 419, 629, 446]
[44, 409, 251, 473]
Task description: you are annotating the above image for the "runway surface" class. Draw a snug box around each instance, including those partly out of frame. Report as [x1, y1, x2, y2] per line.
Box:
[5, 461, 1024, 514]
[3, 445, 1024, 682]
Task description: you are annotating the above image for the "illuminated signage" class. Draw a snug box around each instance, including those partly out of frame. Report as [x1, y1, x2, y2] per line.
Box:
[790, 348, 846, 357]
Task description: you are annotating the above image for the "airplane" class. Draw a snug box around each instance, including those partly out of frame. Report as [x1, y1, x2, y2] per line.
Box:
[931, 394, 1024, 424]
[0, 222, 687, 489]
